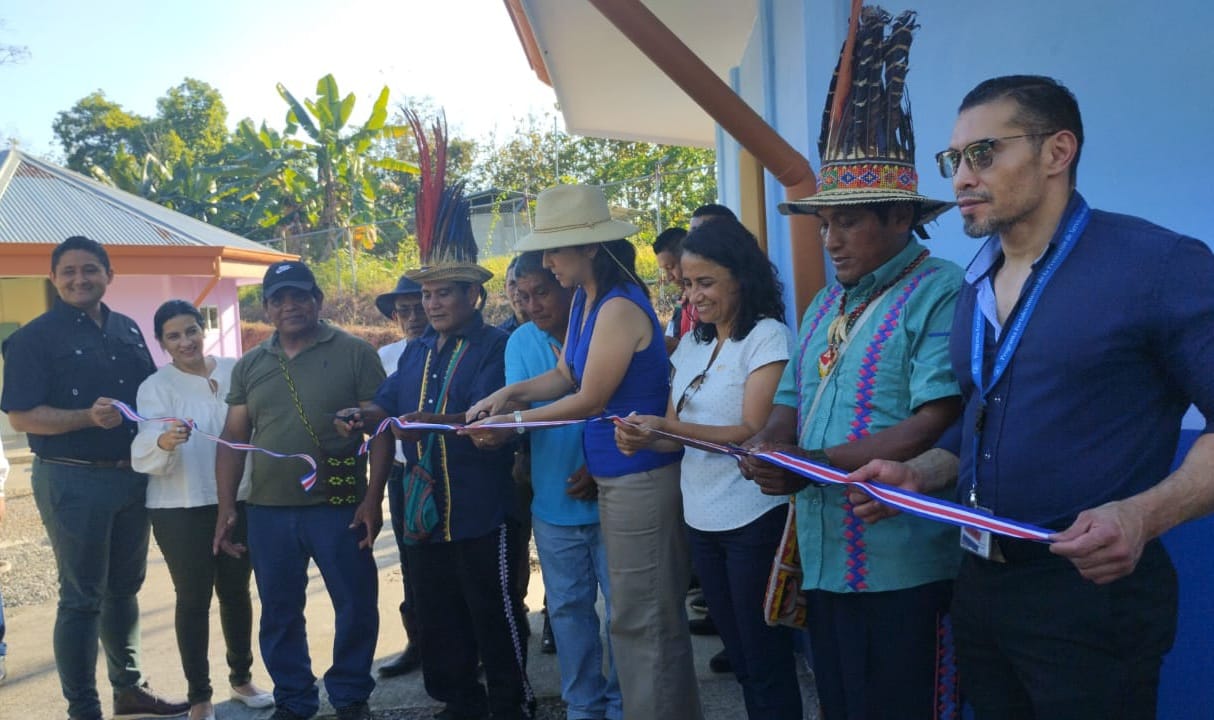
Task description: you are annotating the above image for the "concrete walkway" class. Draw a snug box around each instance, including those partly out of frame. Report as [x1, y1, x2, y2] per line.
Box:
[0, 458, 818, 719]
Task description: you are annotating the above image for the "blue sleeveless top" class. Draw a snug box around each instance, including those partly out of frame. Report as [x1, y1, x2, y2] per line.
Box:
[566, 283, 683, 477]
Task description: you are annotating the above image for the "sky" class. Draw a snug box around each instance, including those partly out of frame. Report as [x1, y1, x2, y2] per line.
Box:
[0, 0, 559, 159]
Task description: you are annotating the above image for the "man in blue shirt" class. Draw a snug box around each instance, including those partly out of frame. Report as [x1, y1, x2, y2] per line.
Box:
[850, 75, 1214, 718]
[1, 236, 187, 720]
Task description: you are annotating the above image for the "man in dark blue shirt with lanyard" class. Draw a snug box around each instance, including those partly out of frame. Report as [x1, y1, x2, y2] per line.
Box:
[1, 236, 187, 720]
[848, 76, 1214, 718]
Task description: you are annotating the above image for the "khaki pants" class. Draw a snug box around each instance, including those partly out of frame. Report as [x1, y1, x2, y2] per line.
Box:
[596, 463, 703, 720]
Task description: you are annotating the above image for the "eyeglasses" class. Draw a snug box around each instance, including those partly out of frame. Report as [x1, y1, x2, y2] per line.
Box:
[394, 304, 426, 318]
[676, 371, 708, 415]
[934, 132, 1057, 178]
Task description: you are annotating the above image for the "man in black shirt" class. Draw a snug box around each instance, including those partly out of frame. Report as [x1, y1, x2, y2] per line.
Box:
[1, 236, 187, 720]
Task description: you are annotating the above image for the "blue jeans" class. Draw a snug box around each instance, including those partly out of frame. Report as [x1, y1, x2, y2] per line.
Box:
[532, 517, 622, 720]
[689, 505, 803, 720]
[31, 458, 149, 718]
[246, 503, 379, 717]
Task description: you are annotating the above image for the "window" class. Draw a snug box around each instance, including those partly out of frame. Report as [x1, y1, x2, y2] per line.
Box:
[200, 305, 219, 332]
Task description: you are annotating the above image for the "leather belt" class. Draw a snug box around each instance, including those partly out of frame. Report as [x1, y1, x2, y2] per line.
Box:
[40, 456, 132, 470]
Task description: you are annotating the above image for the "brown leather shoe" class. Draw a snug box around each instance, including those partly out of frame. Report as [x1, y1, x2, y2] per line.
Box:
[112, 682, 189, 719]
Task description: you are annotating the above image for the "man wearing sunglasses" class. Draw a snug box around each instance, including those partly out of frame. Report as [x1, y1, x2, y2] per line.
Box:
[850, 75, 1214, 718]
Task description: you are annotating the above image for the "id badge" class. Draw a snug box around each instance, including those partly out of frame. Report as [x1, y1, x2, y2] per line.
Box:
[960, 507, 1005, 562]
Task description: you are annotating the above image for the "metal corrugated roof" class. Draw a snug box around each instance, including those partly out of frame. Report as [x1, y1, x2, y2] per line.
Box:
[0, 149, 281, 254]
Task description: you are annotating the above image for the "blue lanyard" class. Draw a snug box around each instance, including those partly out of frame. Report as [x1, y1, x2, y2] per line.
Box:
[967, 199, 1090, 505]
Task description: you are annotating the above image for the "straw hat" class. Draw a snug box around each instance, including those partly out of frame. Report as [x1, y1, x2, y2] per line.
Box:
[516, 185, 639, 252]
[777, 7, 953, 234]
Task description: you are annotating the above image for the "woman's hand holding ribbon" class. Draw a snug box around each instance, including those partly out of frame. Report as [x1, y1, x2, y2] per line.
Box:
[156, 419, 192, 451]
[465, 389, 512, 423]
[612, 412, 661, 456]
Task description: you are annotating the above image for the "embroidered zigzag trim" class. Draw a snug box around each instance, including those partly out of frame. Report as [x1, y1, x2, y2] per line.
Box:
[796, 284, 845, 433]
[496, 523, 536, 718]
[843, 266, 941, 591]
[935, 612, 959, 720]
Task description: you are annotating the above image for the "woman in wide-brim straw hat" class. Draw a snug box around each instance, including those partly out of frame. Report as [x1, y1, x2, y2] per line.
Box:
[465, 184, 704, 720]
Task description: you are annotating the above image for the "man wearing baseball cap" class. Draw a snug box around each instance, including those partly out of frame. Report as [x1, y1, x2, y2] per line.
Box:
[214, 259, 386, 720]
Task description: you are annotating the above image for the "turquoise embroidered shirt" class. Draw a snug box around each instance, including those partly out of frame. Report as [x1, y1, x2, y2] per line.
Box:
[774, 240, 964, 593]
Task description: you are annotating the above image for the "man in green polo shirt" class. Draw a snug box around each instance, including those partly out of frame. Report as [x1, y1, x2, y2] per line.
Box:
[213, 260, 385, 720]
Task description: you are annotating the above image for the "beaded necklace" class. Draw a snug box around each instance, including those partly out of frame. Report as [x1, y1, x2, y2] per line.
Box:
[817, 248, 929, 378]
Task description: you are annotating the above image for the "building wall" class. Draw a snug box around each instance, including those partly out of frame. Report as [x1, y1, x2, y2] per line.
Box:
[728, 1, 1213, 713]
[734, 0, 1214, 315]
[0, 277, 53, 449]
[105, 275, 244, 366]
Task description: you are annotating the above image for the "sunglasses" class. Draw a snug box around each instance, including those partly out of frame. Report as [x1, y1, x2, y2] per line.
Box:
[676, 371, 708, 415]
[934, 132, 1057, 178]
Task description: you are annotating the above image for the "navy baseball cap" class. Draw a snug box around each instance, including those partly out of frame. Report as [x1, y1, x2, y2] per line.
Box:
[262, 261, 318, 301]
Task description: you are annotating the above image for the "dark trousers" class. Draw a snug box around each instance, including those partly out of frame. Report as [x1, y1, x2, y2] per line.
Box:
[689, 505, 802, 720]
[807, 580, 954, 720]
[149, 503, 254, 704]
[31, 458, 149, 719]
[387, 462, 422, 646]
[406, 524, 534, 720]
[246, 503, 379, 718]
[952, 539, 1177, 720]
[511, 449, 534, 612]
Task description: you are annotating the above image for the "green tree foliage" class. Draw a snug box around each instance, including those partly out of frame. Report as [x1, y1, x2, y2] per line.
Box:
[154, 78, 229, 163]
[470, 111, 716, 243]
[52, 91, 148, 172]
[48, 79, 714, 300]
[275, 74, 417, 261]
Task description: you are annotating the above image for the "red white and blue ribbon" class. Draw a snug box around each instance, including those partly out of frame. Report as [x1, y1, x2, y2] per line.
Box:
[609, 416, 1053, 543]
[111, 399, 320, 491]
[357, 415, 590, 456]
[112, 399, 1051, 540]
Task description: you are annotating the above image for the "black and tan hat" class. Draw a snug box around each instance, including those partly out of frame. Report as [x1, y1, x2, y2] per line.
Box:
[778, 6, 953, 236]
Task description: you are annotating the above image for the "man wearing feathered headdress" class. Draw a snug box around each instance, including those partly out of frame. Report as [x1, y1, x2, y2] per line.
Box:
[740, 6, 965, 719]
[360, 111, 534, 720]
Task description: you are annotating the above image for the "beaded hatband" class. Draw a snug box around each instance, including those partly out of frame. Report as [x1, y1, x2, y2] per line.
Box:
[818, 161, 918, 193]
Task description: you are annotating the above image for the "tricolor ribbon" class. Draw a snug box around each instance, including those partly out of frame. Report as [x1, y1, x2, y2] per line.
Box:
[111, 398, 1052, 541]
[111, 399, 320, 491]
[608, 415, 1052, 543]
[357, 415, 590, 456]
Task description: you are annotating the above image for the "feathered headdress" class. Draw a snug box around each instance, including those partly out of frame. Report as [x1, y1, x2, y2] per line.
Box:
[779, 4, 953, 236]
[403, 108, 492, 285]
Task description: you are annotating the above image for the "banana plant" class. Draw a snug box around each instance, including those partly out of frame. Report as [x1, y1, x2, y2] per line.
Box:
[276, 74, 418, 259]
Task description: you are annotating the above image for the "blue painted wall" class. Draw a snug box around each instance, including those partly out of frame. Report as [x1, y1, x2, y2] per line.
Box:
[735, 0, 1214, 288]
[728, 1, 1214, 716]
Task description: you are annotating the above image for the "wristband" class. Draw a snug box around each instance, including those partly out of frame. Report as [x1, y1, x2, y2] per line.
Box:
[513, 410, 526, 434]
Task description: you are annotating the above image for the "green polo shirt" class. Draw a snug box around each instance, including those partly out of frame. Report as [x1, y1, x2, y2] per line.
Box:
[228, 322, 385, 506]
[774, 240, 963, 593]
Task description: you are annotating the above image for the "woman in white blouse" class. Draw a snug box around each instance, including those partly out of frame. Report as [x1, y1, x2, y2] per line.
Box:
[614, 221, 802, 719]
[131, 300, 271, 720]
